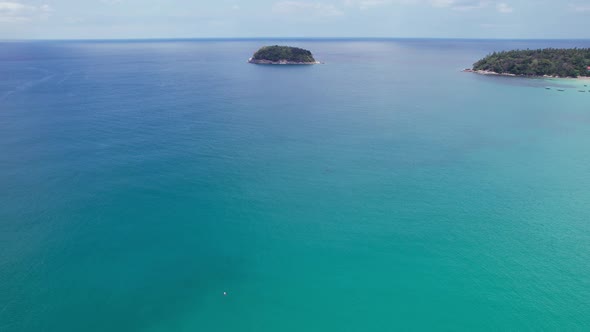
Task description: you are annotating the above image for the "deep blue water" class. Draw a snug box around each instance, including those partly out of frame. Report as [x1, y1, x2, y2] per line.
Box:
[1, 39, 590, 331]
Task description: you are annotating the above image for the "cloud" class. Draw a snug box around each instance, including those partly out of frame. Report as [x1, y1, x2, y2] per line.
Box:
[496, 3, 512, 13]
[569, 4, 590, 12]
[0, 2, 51, 23]
[344, 0, 392, 10]
[431, 0, 486, 11]
[430, 0, 513, 12]
[272, 1, 344, 16]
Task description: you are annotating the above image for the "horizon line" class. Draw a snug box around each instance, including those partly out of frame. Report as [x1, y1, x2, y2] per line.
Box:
[2, 37, 590, 43]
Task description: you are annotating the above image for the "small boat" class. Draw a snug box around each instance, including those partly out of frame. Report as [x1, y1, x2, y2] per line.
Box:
[579, 90, 586, 92]
[545, 87, 551, 90]
[557, 89, 565, 92]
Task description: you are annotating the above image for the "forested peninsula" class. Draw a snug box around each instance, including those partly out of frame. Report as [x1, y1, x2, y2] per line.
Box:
[467, 48, 590, 78]
[248, 46, 319, 65]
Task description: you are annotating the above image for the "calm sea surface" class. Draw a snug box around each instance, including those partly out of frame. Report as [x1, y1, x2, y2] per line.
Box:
[1, 39, 590, 331]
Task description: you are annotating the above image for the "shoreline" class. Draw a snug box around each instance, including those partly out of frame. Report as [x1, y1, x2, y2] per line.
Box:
[462, 68, 590, 81]
[248, 58, 320, 65]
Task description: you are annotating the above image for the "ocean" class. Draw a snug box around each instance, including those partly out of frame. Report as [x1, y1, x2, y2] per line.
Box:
[1, 39, 590, 331]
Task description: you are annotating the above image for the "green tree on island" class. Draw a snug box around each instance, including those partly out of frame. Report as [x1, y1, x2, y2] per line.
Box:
[252, 46, 316, 63]
[473, 48, 590, 78]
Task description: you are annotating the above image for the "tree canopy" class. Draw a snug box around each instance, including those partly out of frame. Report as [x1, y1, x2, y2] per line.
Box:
[473, 48, 590, 78]
[252, 46, 316, 63]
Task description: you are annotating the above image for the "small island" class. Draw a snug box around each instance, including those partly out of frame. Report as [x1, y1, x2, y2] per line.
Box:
[465, 48, 590, 78]
[248, 45, 320, 65]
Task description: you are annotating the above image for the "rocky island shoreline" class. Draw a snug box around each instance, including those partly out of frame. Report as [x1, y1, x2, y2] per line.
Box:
[248, 58, 320, 65]
[463, 68, 590, 80]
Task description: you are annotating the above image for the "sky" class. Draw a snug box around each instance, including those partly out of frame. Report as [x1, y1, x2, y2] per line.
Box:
[0, 0, 589, 39]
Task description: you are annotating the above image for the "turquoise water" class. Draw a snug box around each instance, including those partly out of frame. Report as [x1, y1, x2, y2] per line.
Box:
[1, 39, 590, 331]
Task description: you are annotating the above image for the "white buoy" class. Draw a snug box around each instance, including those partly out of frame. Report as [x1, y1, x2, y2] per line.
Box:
[223, 291, 227, 296]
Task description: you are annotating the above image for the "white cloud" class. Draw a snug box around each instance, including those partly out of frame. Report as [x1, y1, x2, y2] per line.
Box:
[344, 0, 392, 10]
[496, 2, 512, 13]
[270, 0, 513, 18]
[431, 0, 485, 11]
[0, 2, 52, 23]
[430, 0, 513, 12]
[272, 1, 344, 16]
[569, 4, 590, 12]
[430, 0, 454, 7]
